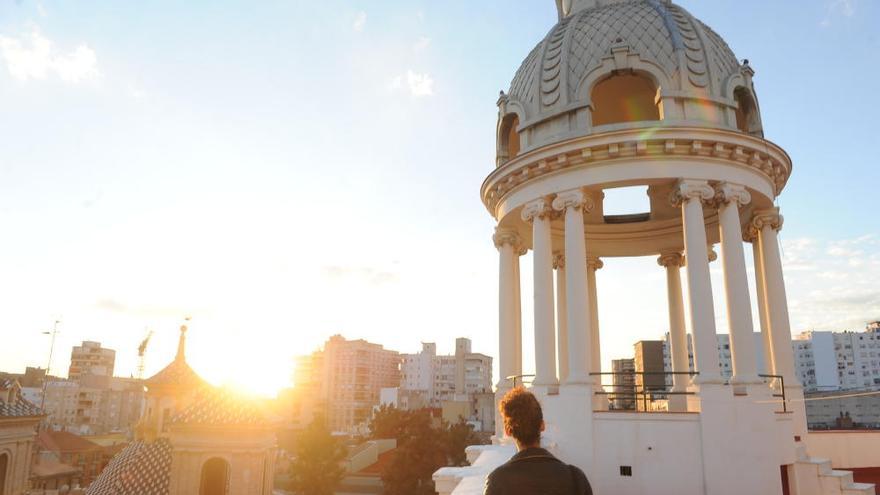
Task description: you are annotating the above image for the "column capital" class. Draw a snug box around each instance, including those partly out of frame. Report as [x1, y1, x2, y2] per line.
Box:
[553, 253, 565, 270]
[586, 256, 604, 271]
[751, 207, 784, 233]
[657, 252, 684, 268]
[680, 246, 717, 266]
[670, 179, 715, 208]
[521, 198, 553, 223]
[714, 182, 752, 207]
[493, 228, 522, 251]
[552, 189, 595, 213]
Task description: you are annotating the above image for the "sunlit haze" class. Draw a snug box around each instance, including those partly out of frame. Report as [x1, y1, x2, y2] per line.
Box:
[1, 0, 878, 397]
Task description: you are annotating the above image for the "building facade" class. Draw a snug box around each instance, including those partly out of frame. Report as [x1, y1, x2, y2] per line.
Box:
[69, 342, 116, 380]
[399, 338, 493, 407]
[0, 379, 42, 495]
[793, 324, 880, 392]
[805, 390, 880, 430]
[294, 335, 400, 433]
[38, 377, 143, 436]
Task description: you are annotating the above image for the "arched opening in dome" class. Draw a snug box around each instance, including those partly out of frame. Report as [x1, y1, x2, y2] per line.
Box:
[498, 114, 521, 164]
[200, 457, 230, 495]
[591, 73, 661, 127]
[734, 87, 762, 137]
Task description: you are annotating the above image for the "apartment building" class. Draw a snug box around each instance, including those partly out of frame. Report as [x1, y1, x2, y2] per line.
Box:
[68, 341, 116, 380]
[294, 335, 400, 433]
[399, 338, 493, 407]
[793, 323, 880, 392]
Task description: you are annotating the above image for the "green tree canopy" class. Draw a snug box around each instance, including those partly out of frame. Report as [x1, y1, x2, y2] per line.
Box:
[289, 415, 347, 495]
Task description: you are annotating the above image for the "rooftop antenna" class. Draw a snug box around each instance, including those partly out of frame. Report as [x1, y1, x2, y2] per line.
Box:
[39, 319, 61, 420]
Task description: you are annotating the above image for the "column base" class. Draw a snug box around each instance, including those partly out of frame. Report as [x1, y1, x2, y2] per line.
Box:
[564, 371, 593, 386]
[729, 374, 763, 386]
[692, 373, 726, 385]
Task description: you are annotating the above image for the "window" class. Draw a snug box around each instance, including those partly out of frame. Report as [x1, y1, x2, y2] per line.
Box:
[0, 453, 7, 495]
[591, 72, 661, 126]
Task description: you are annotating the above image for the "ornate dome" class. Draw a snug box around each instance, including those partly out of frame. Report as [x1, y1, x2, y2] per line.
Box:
[497, 0, 763, 162]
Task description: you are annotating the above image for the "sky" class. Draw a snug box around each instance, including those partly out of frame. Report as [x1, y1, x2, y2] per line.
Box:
[0, 0, 877, 397]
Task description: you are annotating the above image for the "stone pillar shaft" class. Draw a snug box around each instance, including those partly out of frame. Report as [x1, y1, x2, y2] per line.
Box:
[523, 199, 558, 387]
[494, 229, 520, 390]
[555, 255, 569, 383]
[716, 183, 760, 384]
[675, 180, 723, 384]
[553, 190, 593, 385]
[659, 253, 689, 394]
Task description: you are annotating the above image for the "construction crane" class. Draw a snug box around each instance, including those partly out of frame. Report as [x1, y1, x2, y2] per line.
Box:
[136, 328, 154, 380]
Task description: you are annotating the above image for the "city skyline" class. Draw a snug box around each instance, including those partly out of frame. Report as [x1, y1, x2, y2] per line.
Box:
[1, 0, 878, 397]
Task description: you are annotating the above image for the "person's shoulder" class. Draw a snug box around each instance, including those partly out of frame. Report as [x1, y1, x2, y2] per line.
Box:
[567, 463, 593, 495]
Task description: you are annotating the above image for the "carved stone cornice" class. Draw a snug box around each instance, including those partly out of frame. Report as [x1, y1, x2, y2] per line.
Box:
[553, 253, 566, 270]
[493, 228, 522, 251]
[669, 179, 715, 208]
[751, 207, 784, 233]
[551, 189, 595, 214]
[657, 252, 684, 268]
[481, 128, 792, 215]
[521, 198, 554, 223]
[586, 256, 604, 271]
[714, 182, 752, 208]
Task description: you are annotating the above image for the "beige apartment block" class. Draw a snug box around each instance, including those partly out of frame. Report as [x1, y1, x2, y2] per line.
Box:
[294, 335, 400, 433]
[68, 341, 116, 380]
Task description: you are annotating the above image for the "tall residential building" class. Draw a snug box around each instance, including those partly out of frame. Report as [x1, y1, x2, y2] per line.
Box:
[39, 377, 143, 435]
[400, 338, 493, 407]
[633, 341, 666, 393]
[610, 359, 635, 410]
[660, 332, 768, 384]
[68, 341, 116, 380]
[793, 323, 880, 392]
[294, 335, 400, 433]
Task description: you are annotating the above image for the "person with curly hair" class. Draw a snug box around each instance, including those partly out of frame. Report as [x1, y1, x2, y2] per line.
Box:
[484, 387, 593, 495]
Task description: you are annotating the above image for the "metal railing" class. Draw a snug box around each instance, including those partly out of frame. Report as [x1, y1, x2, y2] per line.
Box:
[590, 371, 699, 412]
[759, 374, 787, 412]
[506, 374, 535, 388]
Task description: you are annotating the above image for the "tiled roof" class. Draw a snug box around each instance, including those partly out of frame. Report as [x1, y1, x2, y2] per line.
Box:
[85, 439, 172, 495]
[145, 358, 206, 389]
[171, 389, 270, 426]
[38, 431, 102, 453]
[31, 459, 81, 479]
[0, 389, 43, 418]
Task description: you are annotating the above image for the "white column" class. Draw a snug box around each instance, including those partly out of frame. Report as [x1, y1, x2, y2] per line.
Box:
[522, 199, 558, 387]
[552, 189, 593, 385]
[513, 249, 524, 378]
[748, 235, 774, 374]
[494, 228, 522, 390]
[554, 254, 569, 383]
[715, 183, 760, 385]
[752, 209, 795, 383]
[658, 253, 689, 396]
[672, 180, 723, 384]
[586, 256, 603, 375]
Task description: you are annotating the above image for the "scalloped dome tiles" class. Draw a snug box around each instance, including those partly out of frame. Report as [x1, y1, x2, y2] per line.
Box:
[508, 0, 741, 121]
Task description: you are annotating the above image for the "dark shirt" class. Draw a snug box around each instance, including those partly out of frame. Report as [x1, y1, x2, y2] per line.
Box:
[484, 447, 593, 495]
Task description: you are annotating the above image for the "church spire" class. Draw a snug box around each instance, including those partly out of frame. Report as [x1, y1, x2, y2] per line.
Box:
[175, 317, 190, 362]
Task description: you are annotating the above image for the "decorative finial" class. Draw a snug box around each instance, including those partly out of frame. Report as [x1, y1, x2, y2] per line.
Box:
[175, 316, 191, 362]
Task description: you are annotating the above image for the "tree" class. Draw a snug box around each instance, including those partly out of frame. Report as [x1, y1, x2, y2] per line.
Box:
[368, 404, 409, 443]
[381, 410, 447, 495]
[445, 417, 481, 467]
[289, 415, 347, 495]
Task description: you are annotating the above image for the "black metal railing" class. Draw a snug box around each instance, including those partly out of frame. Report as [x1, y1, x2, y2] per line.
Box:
[506, 374, 536, 388]
[590, 371, 699, 412]
[759, 374, 787, 412]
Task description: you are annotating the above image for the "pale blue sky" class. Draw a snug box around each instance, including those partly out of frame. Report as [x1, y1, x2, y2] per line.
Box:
[0, 0, 877, 395]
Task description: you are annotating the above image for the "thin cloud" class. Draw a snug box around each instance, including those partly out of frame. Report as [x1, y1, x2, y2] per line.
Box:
[390, 70, 434, 97]
[352, 11, 367, 32]
[323, 266, 398, 286]
[821, 0, 856, 26]
[0, 26, 99, 83]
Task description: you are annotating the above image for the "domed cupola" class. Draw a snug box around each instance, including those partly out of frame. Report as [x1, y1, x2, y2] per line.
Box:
[497, 0, 764, 166]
